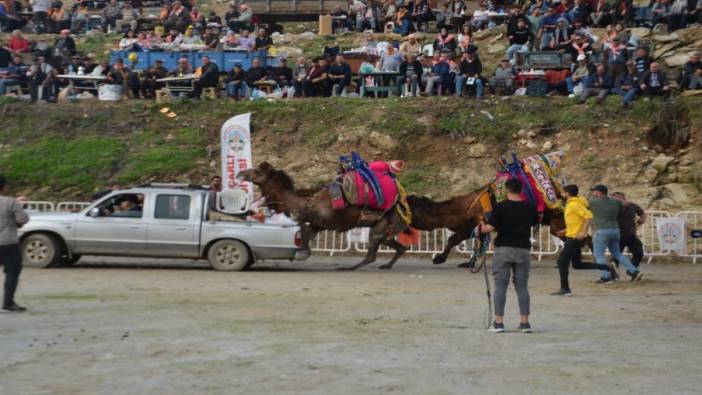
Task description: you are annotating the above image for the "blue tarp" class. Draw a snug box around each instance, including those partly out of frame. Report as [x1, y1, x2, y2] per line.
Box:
[109, 50, 280, 72]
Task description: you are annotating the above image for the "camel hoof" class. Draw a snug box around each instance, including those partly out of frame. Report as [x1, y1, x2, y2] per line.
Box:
[378, 264, 393, 270]
[432, 254, 446, 265]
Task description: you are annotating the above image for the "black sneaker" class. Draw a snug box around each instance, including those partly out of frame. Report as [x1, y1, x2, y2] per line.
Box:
[550, 288, 572, 296]
[518, 323, 532, 333]
[2, 303, 27, 313]
[629, 271, 645, 282]
[491, 322, 505, 333]
[595, 277, 615, 285]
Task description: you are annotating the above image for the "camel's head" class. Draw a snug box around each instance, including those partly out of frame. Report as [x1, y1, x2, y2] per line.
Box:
[238, 162, 295, 191]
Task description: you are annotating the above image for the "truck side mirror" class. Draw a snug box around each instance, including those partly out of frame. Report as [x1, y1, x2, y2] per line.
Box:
[89, 208, 100, 217]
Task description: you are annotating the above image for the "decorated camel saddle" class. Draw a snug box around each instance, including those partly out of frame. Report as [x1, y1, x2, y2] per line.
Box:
[486, 151, 566, 213]
[329, 152, 410, 224]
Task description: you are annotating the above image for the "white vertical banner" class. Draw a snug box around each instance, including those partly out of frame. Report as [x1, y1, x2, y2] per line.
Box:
[656, 217, 686, 253]
[221, 113, 254, 201]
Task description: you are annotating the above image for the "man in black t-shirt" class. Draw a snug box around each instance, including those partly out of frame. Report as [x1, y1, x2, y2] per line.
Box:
[612, 192, 646, 267]
[480, 178, 538, 333]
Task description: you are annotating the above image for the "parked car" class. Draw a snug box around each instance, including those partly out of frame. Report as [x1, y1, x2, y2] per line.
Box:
[18, 184, 306, 271]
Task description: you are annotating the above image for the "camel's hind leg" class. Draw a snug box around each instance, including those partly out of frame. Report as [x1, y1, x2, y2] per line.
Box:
[339, 218, 391, 271]
[378, 239, 408, 270]
[433, 231, 470, 265]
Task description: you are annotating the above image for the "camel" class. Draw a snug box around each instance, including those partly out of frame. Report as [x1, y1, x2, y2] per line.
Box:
[382, 184, 570, 270]
[238, 162, 409, 270]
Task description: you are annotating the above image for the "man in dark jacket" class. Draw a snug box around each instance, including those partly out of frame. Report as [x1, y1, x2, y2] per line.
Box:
[141, 59, 169, 99]
[639, 62, 671, 97]
[328, 55, 352, 96]
[244, 57, 268, 90]
[272, 57, 294, 89]
[192, 55, 220, 98]
[455, 50, 483, 97]
[612, 60, 640, 107]
[579, 63, 612, 104]
[397, 54, 423, 97]
[680, 51, 701, 91]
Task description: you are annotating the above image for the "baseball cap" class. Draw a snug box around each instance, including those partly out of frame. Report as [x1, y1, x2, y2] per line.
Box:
[590, 184, 608, 194]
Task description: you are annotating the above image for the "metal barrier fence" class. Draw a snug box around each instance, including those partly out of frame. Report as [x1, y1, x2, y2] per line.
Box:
[676, 211, 701, 264]
[21, 201, 702, 263]
[22, 201, 55, 212]
[56, 202, 92, 212]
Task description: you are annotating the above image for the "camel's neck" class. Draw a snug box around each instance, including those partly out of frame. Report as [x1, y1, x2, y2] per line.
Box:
[260, 184, 307, 215]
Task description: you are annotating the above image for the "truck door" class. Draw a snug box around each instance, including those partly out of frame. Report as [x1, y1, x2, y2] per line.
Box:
[73, 193, 147, 255]
[145, 193, 199, 257]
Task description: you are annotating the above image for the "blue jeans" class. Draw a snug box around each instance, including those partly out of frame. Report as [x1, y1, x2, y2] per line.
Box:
[226, 81, 248, 99]
[455, 75, 483, 97]
[612, 86, 638, 105]
[593, 228, 639, 279]
[506, 44, 529, 64]
[0, 79, 21, 95]
[565, 77, 584, 94]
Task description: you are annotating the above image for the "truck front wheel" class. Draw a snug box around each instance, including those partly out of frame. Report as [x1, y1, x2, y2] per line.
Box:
[207, 240, 251, 271]
[21, 233, 63, 268]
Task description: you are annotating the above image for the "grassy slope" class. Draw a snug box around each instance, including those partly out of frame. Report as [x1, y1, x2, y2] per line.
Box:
[1, 95, 700, 201]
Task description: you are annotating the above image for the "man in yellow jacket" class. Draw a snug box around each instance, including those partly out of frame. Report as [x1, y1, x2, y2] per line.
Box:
[551, 184, 618, 296]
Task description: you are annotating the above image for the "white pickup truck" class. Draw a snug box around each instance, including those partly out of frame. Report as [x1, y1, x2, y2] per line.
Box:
[18, 184, 306, 271]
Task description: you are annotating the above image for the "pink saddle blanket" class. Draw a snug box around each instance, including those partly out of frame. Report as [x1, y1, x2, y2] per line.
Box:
[342, 161, 398, 211]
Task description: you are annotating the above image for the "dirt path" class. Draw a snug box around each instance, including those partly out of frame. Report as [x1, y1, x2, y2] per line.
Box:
[1, 256, 701, 395]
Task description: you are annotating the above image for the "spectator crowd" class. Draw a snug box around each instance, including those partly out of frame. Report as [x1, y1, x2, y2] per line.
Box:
[1, 0, 701, 103]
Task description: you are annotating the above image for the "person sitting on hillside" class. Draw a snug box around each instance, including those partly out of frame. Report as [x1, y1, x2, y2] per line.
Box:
[165, 1, 192, 33]
[272, 57, 293, 92]
[27, 55, 56, 102]
[0, 1, 26, 32]
[566, 34, 592, 63]
[253, 28, 273, 52]
[221, 29, 238, 48]
[203, 26, 220, 50]
[52, 29, 76, 59]
[170, 57, 193, 76]
[471, 3, 491, 30]
[8, 30, 30, 54]
[538, 6, 560, 50]
[612, 60, 641, 107]
[115, 2, 138, 34]
[244, 57, 270, 95]
[422, 53, 450, 95]
[399, 34, 422, 58]
[230, 4, 252, 33]
[165, 29, 184, 46]
[605, 36, 628, 83]
[566, 54, 590, 96]
[237, 29, 255, 50]
[181, 25, 203, 45]
[433, 27, 457, 54]
[329, 55, 352, 96]
[292, 57, 309, 97]
[190, 6, 205, 30]
[104, 58, 125, 85]
[412, 0, 433, 31]
[639, 62, 671, 97]
[303, 57, 330, 97]
[141, 59, 168, 99]
[356, 0, 381, 31]
[192, 55, 219, 98]
[101, 0, 122, 33]
[490, 58, 516, 95]
[457, 25, 477, 54]
[579, 63, 613, 104]
[506, 18, 532, 66]
[633, 46, 653, 75]
[455, 50, 483, 98]
[397, 54, 423, 97]
[548, 17, 574, 51]
[119, 30, 139, 50]
[226, 63, 247, 100]
[0, 53, 26, 96]
[680, 52, 702, 91]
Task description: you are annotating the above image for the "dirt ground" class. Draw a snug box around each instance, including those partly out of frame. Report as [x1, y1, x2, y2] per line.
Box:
[1, 255, 701, 395]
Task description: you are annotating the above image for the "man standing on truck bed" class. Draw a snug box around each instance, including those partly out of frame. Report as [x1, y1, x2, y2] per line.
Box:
[0, 175, 30, 313]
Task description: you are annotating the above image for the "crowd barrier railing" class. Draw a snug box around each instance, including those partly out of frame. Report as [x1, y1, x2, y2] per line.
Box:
[21, 202, 702, 263]
[676, 211, 701, 264]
